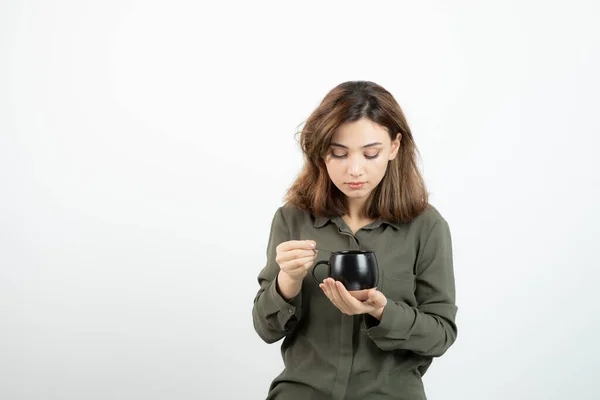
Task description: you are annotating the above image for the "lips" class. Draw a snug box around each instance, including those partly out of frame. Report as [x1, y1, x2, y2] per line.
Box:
[347, 182, 365, 189]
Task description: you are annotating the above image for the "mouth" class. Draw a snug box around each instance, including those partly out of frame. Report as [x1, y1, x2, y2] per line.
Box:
[346, 182, 365, 189]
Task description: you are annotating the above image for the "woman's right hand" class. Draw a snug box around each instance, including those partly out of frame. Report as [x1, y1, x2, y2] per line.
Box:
[275, 240, 318, 281]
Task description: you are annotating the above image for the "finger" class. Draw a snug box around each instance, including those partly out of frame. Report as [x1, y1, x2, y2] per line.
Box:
[319, 283, 327, 295]
[364, 290, 379, 306]
[277, 240, 316, 252]
[321, 280, 346, 312]
[361, 290, 374, 306]
[335, 281, 364, 313]
[327, 280, 351, 314]
[368, 289, 388, 308]
[319, 283, 333, 302]
[280, 255, 316, 271]
[277, 248, 317, 263]
[302, 257, 317, 270]
[348, 289, 371, 301]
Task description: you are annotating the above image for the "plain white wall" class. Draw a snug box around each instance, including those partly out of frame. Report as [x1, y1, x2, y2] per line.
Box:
[1, 1, 599, 399]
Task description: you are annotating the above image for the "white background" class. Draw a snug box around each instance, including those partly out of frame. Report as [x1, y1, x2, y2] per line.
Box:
[1, 1, 599, 399]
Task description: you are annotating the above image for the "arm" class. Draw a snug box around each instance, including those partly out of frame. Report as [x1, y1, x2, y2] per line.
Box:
[277, 269, 303, 300]
[364, 218, 458, 357]
[252, 207, 303, 344]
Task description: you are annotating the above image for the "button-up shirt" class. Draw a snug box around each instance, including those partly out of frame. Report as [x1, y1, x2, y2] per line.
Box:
[252, 203, 458, 400]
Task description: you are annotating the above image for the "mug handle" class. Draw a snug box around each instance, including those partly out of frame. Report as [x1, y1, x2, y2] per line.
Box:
[311, 260, 330, 285]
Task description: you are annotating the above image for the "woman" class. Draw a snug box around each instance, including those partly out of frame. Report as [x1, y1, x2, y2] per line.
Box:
[252, 81, 458, 400]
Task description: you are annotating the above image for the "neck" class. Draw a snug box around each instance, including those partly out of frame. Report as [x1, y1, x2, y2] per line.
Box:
[346, 198, 368, 221]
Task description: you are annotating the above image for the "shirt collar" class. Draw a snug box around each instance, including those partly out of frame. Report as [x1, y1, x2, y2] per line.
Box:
[313, 215, 403, 230]
[313, 215, 329, 228]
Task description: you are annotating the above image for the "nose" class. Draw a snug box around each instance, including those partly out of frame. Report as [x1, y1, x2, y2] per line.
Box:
[348, 155, 364, 178]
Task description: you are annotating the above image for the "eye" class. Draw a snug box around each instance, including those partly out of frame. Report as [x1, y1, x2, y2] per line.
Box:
[330, 151, 381, 159]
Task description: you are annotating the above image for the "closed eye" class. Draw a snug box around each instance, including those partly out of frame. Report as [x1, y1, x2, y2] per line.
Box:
[331, 153, 380, 159]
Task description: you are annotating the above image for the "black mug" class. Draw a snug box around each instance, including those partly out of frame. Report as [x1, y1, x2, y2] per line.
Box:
[311, 250, 379, 291]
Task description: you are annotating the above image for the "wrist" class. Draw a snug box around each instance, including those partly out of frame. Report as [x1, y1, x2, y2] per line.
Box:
[278, 270, 304, 284]
[368, 306, 385, 321]
[277, 270, 303, 300]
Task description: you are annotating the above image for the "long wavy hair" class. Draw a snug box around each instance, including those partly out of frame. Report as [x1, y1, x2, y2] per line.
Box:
[284, 81, 429, 224]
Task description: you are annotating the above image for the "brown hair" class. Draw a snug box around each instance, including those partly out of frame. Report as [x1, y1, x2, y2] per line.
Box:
[283, 81, 429, 224]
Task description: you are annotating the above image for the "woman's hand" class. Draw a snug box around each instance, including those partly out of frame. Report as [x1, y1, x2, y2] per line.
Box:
[276, 240, 318, 281]
[275, 240, 317, 301]
[320, 278, 388, 320]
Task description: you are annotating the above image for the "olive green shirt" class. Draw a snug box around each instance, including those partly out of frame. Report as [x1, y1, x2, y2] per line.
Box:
[252, 204, 458, 400]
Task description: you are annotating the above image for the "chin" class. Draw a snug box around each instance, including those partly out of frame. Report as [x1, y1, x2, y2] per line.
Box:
[344, 189, 371, 198]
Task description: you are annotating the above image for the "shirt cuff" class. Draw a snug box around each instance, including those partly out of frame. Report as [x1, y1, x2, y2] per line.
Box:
[266, 275, 302, 329]
[364, 300, 413, 340]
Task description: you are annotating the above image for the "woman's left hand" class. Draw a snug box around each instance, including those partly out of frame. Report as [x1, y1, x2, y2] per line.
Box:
[319, 278, 388, 319]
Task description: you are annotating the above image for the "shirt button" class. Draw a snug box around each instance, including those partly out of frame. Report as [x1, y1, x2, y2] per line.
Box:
[288, 308, 294, 314]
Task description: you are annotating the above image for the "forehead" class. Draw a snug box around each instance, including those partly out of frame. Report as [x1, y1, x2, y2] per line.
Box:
[330, 118, 389, 145]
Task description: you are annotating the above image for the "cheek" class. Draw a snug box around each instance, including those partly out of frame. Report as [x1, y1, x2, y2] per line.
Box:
[328, 169, 343, 182]
[324, 160, 341, 173]
[372, 159, 390, 177]
[324, 162, 339, 179]
[370, 157, 384, 165]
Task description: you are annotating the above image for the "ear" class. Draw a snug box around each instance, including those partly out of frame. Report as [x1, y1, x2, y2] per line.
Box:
[389, 133, 401, 160]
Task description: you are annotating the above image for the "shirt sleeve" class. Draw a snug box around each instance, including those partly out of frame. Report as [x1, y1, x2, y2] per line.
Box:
[252, 207, 303, 344]
[364, 218, 458, 357]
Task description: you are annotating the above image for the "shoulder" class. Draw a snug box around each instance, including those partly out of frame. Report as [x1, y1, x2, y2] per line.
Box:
[416, 203, 446, 223]
[272, 202, 316, 228]
[409, 203, 450, 236]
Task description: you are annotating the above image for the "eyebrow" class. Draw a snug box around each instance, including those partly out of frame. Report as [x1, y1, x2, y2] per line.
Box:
[329, 142, 383, 149]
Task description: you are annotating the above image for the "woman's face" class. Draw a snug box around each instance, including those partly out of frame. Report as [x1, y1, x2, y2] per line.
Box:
[324, 118, 400, 206]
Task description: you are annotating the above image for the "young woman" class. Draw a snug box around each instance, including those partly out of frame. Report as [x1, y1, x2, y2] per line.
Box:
[252, 81, 458, 400]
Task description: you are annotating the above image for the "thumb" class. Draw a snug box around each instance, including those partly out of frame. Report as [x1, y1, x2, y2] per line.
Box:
[369, 289, 387, 307]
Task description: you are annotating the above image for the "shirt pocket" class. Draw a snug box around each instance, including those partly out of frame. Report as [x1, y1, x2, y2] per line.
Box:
[380, 270, 416, 304]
